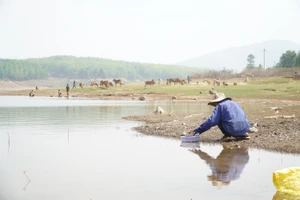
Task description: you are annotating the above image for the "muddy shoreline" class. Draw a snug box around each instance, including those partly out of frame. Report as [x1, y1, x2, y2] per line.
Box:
[123, 97, 300, 154]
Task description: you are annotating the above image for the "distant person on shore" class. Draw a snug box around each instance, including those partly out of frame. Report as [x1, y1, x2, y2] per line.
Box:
[188, 93, 250, 140]
[66, 84, 70, 98]
[58, 89, 62, 97]
[72, 80, 76, 89]
[29, 90, 35, 97]
[187, 76, 191, 84]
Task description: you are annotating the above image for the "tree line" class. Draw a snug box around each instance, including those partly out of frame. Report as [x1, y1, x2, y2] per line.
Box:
[193, 50, 300, 80]
[246, 50, 300, 69]
[276, 50, 300, 68]
[0, 56, 203, 81]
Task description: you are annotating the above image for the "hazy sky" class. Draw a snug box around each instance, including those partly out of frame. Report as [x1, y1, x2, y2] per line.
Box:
[0, 0, 300, 64]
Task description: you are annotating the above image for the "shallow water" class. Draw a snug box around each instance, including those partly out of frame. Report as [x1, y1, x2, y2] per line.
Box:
[0, 96, 299, 200]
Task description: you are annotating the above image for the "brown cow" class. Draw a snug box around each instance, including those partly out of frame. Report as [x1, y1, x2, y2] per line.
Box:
[113, 79, 123, 86]
[178, 79, 187, 85]
[100, 80, 109, 86]
[79, 83, 84, 88]
[245, 73, 254, 78]
[90, 81, 98, 87]
[103, 82, 109, 88]
[104, 81, 114, 88]
[167, 78, 180, 85]
[223, 81, 228, 86]
[244, 73, 254, 82]
[203, 79, 211, 85]
[145, 79, 155, 87]
[213, 79, 221, 86]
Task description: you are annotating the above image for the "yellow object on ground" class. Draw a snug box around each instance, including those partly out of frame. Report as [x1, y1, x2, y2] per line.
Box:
[273, 191, 300, 200]
[273, 167, 300, 195]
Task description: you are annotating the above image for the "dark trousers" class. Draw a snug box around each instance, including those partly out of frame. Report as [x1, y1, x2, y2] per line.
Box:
[218, 123, 231, 136]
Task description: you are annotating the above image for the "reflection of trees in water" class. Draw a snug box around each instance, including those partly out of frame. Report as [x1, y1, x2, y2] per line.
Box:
[0, 106, 130, 126]
[190, 145, 249, 187]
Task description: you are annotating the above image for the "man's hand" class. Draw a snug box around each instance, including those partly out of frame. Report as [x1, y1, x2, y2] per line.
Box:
[187, 131, 195, 136]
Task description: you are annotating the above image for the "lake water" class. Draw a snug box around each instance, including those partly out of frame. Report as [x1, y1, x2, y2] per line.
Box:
[0, 96, 299, 200]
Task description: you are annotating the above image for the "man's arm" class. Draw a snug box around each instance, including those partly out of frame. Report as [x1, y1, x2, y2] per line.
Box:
[193, 106, 221, 134]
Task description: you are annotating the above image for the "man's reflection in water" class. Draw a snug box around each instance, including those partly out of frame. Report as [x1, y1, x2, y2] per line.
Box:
[190, 144, 249, 187]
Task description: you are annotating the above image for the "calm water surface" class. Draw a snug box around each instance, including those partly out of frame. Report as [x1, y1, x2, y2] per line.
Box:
[0, 96, 299, 200]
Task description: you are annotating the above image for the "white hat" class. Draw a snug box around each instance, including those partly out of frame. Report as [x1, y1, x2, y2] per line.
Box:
[208, 93, 231, 105]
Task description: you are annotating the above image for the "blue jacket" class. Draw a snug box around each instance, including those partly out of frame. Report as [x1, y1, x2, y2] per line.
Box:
[194, 100, 250, 136]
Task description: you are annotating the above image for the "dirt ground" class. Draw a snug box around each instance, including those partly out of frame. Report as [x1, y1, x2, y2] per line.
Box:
[123, 98, 300, 155]
[0, 80, 300, 154]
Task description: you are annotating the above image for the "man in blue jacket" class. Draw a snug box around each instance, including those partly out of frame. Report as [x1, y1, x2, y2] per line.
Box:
[188, 93, 250, 140]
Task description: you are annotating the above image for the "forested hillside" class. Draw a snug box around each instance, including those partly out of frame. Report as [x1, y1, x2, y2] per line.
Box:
[0, 56, 202, 81]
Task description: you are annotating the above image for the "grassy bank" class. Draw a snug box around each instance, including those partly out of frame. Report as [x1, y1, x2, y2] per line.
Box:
[1, 77, 300, 101]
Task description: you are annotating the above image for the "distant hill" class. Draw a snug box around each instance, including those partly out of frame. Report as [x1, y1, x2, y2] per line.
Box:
[176, 40, 300, 72]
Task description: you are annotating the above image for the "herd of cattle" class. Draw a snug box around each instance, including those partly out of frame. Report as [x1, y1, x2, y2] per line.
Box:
[144, 78, 188, 87]
[203, 78, 237, 86]
[79, 79, 124, 88]
[144, 78, 190, 87]
[79, 75, 253, 89]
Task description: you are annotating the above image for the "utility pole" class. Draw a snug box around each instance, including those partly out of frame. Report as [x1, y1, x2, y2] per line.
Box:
[263, 49, 266, 69]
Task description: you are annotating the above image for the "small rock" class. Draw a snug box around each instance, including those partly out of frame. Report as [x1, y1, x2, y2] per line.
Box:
[249, 127, 258, 133]
[139, 96, 146, 101]
[249, 122, 258, 127]
[153, 106, 165, 114]
[270, 107, 282, 111]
